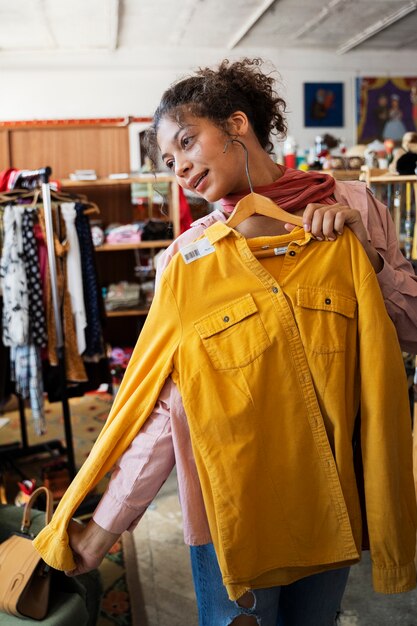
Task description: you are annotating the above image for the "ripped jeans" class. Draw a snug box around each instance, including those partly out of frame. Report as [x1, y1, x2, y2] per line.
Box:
[190, 543, 349, 626]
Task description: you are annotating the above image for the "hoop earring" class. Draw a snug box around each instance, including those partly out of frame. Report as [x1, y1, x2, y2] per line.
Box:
[223, 138, 254, 193]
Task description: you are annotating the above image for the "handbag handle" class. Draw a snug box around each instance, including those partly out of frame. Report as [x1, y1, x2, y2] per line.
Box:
[20, 486, 53, 535]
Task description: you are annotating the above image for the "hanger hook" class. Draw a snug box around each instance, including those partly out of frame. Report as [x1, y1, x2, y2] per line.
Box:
[223, 138, 254, 194]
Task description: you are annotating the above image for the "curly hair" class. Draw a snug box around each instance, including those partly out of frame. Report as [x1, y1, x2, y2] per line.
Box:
[145, 58, 287, 165]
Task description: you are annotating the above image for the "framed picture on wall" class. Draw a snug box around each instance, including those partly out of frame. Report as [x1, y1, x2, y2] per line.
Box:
[304, 82, 344, 127]
[356, 77, 417, 144]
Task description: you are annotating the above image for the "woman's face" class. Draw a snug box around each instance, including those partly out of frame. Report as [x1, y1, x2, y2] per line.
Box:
[157, 113, 250, 202]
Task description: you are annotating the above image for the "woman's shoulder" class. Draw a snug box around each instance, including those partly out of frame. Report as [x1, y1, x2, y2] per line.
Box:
[334, 178, 367, 201]
[333, 179, 371, 216]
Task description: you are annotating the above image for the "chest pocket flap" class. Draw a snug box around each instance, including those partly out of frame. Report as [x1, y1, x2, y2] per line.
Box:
[195, 293, 259, 338]
[194, 293, 271, 370]
[297, 287, 357, 318]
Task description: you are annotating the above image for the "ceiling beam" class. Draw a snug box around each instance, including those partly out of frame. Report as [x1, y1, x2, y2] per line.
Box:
[293, 0, 346, 39]
[169, 0, 203, 46]
[227, 0, 277, 49]
[337, 1, 417, 54]
[108, 0, 120, 51]
[36, 0, 57, 48]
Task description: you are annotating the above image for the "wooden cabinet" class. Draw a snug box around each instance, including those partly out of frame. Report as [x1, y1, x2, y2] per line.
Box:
[0, 124, 132, 179]
[61, 174, 180, 346]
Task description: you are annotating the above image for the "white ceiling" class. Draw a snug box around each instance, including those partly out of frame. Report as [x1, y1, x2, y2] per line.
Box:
[0, 0, 417, 57]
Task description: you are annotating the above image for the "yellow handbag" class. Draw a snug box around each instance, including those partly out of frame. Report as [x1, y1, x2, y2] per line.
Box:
[0, 486, 53, 620]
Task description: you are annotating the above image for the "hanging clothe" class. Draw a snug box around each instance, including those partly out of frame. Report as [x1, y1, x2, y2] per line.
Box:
[0, 205, 29, 346]
[0, 205, 45, 432]
[21, 210, 47, 348]
[60, 203, 87, 355]
[36, 208, 87, 382]
[10, 344, 45, 435]
[74, 203, 105, 359]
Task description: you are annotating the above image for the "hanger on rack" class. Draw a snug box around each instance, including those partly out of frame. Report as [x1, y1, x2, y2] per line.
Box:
[225, 139, 303, 229]
[0, 187, 100, 216]
[81, 202, 100, 216]
[0, 188, 40, 206]
[49, 189, 100, 215]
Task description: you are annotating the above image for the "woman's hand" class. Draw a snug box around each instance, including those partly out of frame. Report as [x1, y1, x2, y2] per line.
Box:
[286, 202, 383, 273]
[302, 202, 369, 245]
[65, 518, 120, 577]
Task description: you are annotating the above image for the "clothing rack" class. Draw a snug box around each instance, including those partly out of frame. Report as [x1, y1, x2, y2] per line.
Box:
[0, 167, 76, 479]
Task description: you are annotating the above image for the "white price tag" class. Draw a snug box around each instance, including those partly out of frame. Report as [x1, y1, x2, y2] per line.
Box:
[180, 238, 216, 264]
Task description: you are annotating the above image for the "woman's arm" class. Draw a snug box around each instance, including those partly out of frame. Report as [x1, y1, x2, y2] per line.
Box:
[366, 190, 417, 354]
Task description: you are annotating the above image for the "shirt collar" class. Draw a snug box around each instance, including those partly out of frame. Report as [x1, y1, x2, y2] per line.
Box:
[205, 222, 314, 247]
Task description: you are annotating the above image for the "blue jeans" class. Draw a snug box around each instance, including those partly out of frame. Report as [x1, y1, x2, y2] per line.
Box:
[190, 543, 349, 626]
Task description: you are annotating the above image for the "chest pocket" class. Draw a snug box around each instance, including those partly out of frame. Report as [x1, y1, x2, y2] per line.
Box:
[295, 287, 357, 354]
[194, 293, 271, 370]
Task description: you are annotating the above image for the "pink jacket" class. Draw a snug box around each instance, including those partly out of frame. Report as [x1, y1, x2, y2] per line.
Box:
[93, 180, 417, 544]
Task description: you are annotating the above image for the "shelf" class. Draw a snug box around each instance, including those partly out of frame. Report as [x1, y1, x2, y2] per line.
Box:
[106, 308, 150, 317]
[61, 174, 176, 187]
[323, 169, 361, 181]
[95, 240, 173, 251]
[367, 174, 417, 184]
[360, 167, 417, 185]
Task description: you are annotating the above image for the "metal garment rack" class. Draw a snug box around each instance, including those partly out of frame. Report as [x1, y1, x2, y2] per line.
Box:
[0, 167, 76, 479]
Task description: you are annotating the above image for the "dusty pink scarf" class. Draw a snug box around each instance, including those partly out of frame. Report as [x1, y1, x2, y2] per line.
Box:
[220, 166, 336, 213]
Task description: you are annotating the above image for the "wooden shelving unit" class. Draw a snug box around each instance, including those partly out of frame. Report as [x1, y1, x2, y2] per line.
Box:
[61, 175, 180, 240]
[60, 174, 180, 342]
[361, 167, 417, 260]
[95, 240, 173, 252]
[106, 308, 151, 317]
[322, 169, 362, 181]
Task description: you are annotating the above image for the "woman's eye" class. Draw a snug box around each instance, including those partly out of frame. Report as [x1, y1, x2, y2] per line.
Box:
[181, 135, 193, 148]
[165, 160, 174, 170]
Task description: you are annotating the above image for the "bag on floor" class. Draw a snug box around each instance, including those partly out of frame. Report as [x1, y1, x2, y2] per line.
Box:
[0, 485, 53, 619]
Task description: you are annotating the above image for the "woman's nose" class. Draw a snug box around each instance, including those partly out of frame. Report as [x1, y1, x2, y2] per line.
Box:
[175, 158, 191, 178]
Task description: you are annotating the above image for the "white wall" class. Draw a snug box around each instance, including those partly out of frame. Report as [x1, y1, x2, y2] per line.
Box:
[0, 45, 416, 152]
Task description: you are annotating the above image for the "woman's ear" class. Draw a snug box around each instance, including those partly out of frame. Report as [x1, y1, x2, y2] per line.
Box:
[227, 111, 250, 137]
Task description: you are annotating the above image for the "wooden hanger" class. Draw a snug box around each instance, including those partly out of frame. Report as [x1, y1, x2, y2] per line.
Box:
[0, 188, 39, 205]
[82, 203, 100, 216]
[50, 189, 100, 215]
[0, 188, 100, 216]
[225, 139, 303, 229]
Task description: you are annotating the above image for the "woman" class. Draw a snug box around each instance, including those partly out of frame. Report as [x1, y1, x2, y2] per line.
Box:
[34, 59, 417, 626]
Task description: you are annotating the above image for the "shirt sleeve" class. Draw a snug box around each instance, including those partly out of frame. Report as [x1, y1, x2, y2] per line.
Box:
[33, 274, 182, 571]
[93, 380, 176, 534]
[357, 268, 417, 593]
[366, 189, 417, 354]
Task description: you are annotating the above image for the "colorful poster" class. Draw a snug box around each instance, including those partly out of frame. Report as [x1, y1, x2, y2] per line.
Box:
[304, 82, 344, 128]
[356, 77, 417, 144]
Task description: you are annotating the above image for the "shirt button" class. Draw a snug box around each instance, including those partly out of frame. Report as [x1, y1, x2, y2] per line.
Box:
[272, 286, 279, 294]
[325, 298, 332, 305]
[289, 250, 296, 257]
[223, 316, 230, 323]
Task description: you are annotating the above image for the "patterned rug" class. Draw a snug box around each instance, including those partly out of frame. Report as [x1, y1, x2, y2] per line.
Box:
[0, 392, 113, 470]
[98, 532, 146, 626]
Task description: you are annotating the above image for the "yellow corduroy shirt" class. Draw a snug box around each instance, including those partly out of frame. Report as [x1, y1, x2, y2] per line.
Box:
[34, 222, 417, 599]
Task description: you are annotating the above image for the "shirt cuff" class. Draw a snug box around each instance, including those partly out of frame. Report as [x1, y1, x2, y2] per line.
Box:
[93, 490, 145, 534]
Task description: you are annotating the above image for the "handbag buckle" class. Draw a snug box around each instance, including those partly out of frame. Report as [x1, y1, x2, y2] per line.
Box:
[19, 523, 33, 537]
